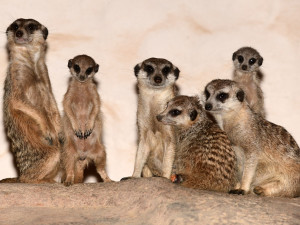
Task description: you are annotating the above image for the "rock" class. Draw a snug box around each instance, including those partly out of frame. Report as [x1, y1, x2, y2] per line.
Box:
[0, 177, 299, 224]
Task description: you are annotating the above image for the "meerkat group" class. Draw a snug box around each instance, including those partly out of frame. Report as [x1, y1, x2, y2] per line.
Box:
[1, 18, 299, 197]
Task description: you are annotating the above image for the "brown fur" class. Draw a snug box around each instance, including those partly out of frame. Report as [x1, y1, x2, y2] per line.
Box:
[61, 55, 111, 186]
[132, 58, 180, 178]
[1, 18, 61, 183]
[232, 47, 265, 117]
[157, 95, 237, 192]
[205, 79, 300, 197]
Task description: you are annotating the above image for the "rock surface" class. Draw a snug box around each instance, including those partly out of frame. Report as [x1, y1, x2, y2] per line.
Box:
[0, 177, 299, 225]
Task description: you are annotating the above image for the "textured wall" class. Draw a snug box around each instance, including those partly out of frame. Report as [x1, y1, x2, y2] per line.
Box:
[0, 0, 299, 181]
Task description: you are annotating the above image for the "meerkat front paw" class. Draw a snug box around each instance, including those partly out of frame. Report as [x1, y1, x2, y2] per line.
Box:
[74, 130, 84, 139]
[45, 136, 54, 145]
[83, 129, 93, 139]
[229, 189, 246, 195]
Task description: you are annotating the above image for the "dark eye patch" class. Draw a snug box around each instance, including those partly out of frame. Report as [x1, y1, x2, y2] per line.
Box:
[204, 89, 210, 100]
[73, 64, 80, 73]
[27, 23, 37, 32]
[144, 65, 154, 74]
[169, 109, 182, 117]
[237, 55, 244, 63]
[162, 66, 170, 75]
[216, 92, 229, 102]
[249, 58, 256, 65]
[11, 23, 19, 31]
[86, 67, 93, 75]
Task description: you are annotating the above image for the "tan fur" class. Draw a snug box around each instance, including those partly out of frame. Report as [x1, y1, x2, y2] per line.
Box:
[205, 79, 300, 197]
[232, 47, 265, 117]
[157, 96, 237, 192]
[61, 55, 111, 186]
[132, 58, 180, 179]
[1, 18, 61, 183]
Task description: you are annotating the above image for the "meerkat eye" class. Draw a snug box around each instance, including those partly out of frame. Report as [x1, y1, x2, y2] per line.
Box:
[162, 66, 170, 75]
[169, 109, 182, 117]
[86, 67, 93, 75]
[28, 23, 36, 31]
[205, 89, 210, 100]
[73, 64, 80, 73]
[237, 55, 244, 63]
[249, 58, 256, 65]
[144, 65, 154, 74]
[11, 23, 19, 31]
[216, 92, 229, 102]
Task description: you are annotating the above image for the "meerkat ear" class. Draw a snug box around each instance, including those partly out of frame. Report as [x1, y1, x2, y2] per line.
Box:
[68, 59, 73, 68]
[258, 57, 263, 66]
[232, 52, 237, 61]
[174, 67, 180, 80]
[134, 64, 141, 77]
[94, 64, 99, 73]
[190, 109, 198, 121]
[236, 90, 245, 102]
[42, 26, 48, 40]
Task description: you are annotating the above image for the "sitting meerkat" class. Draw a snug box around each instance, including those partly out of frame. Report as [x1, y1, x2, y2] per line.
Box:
[204, 79, 300, 197]
[61, 55, 111, 186]
[131, 57, 180, 179]
[1, 18, 62, 183]
[232, 47, 265, 117]
[157, 95, 237, 192]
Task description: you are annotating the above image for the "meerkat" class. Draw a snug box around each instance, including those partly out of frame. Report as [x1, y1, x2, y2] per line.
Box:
[232, 47, 265, 117]
[204, 79, 300, 197]
[1, 18, 62, 183]
[156, 95, 237, 192]
[130, 57, 180, 179]
[61, 55, 111, 186]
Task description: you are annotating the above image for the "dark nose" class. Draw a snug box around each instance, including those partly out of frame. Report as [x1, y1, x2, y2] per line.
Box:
[205, 103, 212, 111]
[242, 65, 247, 70]
[16, 30, 23, 38]
[156, 115, 163, 122]
[79, 75, 85, 81]
[154, 76, 162, 84]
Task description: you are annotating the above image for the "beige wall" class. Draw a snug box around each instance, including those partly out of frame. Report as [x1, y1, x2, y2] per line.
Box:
[0, 0, 299, 181]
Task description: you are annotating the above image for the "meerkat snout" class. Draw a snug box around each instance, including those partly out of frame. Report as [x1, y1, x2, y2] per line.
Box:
[156, 114, 163, 122]
[204, 103, 212, 111]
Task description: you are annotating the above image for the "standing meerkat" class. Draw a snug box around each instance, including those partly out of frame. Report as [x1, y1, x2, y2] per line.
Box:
[1, 18, 62, 183]
[131, 57, 180, 179]
[204, 79, 300, 197]
[61, 55, 111, 186]
[232, 47, 265, 117]
[157, 95, 237, 192]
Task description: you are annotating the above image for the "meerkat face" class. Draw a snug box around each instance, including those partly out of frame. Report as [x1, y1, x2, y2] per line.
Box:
[232, 47, 263, 73]
[204, 79, 245, 114]
[6, 18, 48, 45]
[134, 57, 180, 89]
[68, 55, 99, 82]
[157, 96, 201, 128]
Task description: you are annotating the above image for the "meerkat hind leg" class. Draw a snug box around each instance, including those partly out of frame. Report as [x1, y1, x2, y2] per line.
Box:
[142, 165, 153, 177]
[94, 148, 111, 182]
[19, 149, 60, 183]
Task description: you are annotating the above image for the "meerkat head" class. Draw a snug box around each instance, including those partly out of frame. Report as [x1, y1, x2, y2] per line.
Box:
[232, 47, 263, 73]
[134, 57, 180, 89]
[68, 55, 99, 82]
[156, 95, 202, 129]
[204, 79, 245, 114]
[6, 18, 48, 46]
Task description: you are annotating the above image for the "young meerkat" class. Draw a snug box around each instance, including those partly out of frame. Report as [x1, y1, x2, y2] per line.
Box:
[61, 55, 111, 186]
[131, 57, 180, 179]
[157, 95, 237, 192]
[204, 79, 300, 197]
[1, 18, 62, 183]
[232, 47, 265, 117]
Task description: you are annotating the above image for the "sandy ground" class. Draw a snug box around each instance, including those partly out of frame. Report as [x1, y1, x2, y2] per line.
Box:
[0, 178, 299, 225]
